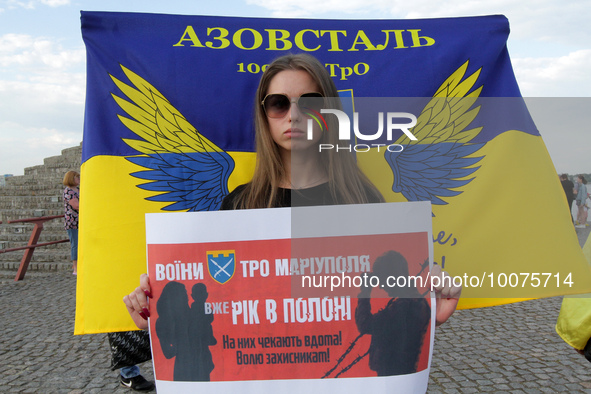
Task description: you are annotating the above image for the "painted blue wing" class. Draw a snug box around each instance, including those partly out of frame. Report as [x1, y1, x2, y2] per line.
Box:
[385, 142, 484, 205]
[127, 151, 234, 211]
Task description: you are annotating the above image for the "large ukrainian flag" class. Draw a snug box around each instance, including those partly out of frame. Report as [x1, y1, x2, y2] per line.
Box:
[76, 12, 591, 334]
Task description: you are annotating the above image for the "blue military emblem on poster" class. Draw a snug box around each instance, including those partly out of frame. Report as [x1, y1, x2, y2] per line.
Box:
[207, 250, 235, 284]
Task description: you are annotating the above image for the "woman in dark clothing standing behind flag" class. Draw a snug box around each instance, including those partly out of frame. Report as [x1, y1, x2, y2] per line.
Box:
[560, 174, 575, 222]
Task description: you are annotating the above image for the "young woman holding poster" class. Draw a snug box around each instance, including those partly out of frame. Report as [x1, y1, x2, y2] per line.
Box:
[219, 53, 383, 209]
[124, 53, 461, 346]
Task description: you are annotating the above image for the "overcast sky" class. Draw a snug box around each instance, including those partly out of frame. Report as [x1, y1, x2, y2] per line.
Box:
[0, 0, 589, 176]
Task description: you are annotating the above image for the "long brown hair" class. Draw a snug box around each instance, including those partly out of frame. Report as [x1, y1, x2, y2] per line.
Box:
[233, 54, 383, 208]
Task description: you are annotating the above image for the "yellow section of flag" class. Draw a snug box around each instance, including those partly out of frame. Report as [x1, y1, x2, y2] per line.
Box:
[358, 130, 591, 306]
[74, 152, 255, 334]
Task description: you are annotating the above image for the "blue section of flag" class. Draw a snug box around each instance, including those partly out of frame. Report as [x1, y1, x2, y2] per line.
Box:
[127, 151, 234, 211]
[81, 12, 536, 164]
[386, 142, 485, 205]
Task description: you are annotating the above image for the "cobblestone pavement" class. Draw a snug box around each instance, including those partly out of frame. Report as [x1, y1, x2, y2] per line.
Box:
[1, 227, 590, 393]
[0, 271, 153, 394]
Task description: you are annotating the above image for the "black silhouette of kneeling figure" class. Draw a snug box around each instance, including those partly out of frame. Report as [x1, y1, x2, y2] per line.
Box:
[355, 251, 430, 376]
[156, 281, 216, 381]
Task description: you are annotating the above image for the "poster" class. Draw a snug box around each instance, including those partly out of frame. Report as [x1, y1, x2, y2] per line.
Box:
[146, 201, 435, 392]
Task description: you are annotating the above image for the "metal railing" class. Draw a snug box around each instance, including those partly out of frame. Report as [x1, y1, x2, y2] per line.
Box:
[0, 215, 69, 281]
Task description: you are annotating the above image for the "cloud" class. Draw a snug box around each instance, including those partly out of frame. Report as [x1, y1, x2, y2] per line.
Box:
[0, 78, 84, 175]
[0, 34, 85, 103]
[0, 76, 85, 106]
[1, 0, 35, 10]
[39, 0, 70, 6]
[0, 0, 69, 9]
[0, 33, 85, 69]
[525, 98, 591, 173]
[0, 33, 85, 175]
[512, 50, 591, 97]
[0, 121, 80, 175]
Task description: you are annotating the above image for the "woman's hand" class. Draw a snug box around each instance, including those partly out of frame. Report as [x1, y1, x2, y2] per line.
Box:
[123, 273, 153, 330]
[431, 264, 462, 326]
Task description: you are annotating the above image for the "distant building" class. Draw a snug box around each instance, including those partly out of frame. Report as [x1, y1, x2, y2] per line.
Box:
[0, 174, 13, 187]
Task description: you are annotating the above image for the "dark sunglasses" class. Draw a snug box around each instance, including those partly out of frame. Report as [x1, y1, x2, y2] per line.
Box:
[261, 92, 324, 118]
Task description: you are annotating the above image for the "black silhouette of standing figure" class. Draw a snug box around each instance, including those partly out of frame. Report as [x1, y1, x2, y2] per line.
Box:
[355, 251, 431, 376]
[188, 283, 216, 381]
[155, 281, 216, 381]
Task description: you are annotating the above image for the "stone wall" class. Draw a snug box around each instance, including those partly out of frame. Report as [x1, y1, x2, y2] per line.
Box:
[0, 144, 81, 269]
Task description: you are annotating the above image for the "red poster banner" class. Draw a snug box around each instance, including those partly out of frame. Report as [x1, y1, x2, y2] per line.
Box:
[145, 202, 434, 393]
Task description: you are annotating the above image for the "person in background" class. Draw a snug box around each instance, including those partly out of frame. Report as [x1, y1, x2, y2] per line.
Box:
[62, 171, 79, 275]
[575, 175, 588, 228]
[560, 174, 575, 223]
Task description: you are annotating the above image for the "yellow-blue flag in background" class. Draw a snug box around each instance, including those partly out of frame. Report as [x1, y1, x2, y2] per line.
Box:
[77, 12, 591, 334]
